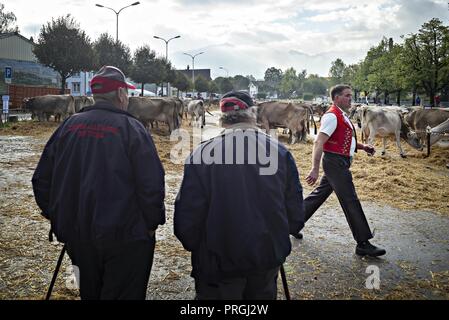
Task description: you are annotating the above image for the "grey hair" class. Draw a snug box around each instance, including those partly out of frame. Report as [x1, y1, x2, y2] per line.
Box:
[219, 106, 258, 126]
[92, 91, 119, 103]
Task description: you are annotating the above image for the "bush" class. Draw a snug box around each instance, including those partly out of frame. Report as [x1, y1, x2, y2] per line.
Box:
[257, 92, 267, 99]
[303, 92, 314, 101]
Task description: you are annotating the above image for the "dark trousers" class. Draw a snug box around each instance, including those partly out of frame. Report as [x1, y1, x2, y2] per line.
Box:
[302, 152, 373, 243]
[67, 238, 155, 300]
[194, 266, 280, 300]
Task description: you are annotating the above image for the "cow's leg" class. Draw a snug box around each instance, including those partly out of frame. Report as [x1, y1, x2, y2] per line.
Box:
[381, 137, 387, 156]
[395, 131, 406, 158]
[290, 130, 297, 144]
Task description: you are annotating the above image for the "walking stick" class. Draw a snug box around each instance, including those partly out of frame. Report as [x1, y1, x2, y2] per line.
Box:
[45, 244, 66, 300]
[280, 264, 291, 300]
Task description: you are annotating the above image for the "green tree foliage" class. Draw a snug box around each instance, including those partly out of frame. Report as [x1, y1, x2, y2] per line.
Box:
[230, 75, 250, 91]
[195, 75, 209, 93]
[264, 67, 283, 95]
[130, 45, 166, 96]
[0, 3, 18, 33]
[279, 67, 299, 98]
[303, 74, 328, 96]
[208, 81, 219, 94]
[402, 18, 449, 106]
[172, 71, 191, 96]
[329, 58, 346, 85]
[93, 33, 132, 74]
[33, 15, 95, 94]
[212, 77, 233, 93]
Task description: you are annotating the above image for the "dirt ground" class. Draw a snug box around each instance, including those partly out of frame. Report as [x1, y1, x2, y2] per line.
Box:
[0, 117, 448, 300]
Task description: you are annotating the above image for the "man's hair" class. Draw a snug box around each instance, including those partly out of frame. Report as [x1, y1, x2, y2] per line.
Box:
[219, 107, 257, 126]
[92, 90, 119, 103]
[330, 84, 352, 101]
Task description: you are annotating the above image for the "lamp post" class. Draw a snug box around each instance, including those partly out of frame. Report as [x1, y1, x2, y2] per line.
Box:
[219, 66, 229, 77]
[154, 35, 181, 96]
[183, 52, 204, 95]
[95, 2, 140, 43]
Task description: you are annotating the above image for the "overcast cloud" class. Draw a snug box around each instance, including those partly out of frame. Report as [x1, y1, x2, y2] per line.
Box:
[5, 0, 449, 79]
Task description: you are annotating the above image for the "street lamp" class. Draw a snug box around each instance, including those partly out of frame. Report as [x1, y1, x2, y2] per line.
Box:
[219, 66, 229, 77]
[183, 52, 204, 95]
[153, 35, 181, 60]
[95, 2, 140, 43]
[154, 35, 181, 96]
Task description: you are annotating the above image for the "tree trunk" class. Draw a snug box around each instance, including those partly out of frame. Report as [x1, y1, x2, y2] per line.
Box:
[412, 87, 417, 106]
[397, 90, 401, 106]
[141, 83, 144, 97]
[384, 90, 388, 105]
[60, 75, 66, 95]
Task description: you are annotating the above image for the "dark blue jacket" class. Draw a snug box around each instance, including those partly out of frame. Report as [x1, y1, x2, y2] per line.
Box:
[174, 127, 304, 281]
[32, 101, 165, 243]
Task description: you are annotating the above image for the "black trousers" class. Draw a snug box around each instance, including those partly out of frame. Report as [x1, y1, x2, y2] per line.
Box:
[67, 238, 155, 300]
[302, 152, 373, 243]
[194, 266, 280, 300]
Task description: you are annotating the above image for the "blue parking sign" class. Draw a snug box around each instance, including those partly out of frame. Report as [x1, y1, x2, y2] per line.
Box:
[5, 67, 12, 83]
[5, 67, 12, 78]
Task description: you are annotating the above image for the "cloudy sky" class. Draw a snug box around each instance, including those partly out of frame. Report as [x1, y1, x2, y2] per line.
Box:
[6, 0, 449, 79]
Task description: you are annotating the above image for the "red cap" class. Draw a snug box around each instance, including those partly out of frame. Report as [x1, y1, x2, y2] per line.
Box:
[90, 66, 135, 94]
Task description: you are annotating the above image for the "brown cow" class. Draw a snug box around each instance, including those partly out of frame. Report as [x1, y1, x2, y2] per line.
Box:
[405, 109, 449, 144]
[257, 101, 314, 144]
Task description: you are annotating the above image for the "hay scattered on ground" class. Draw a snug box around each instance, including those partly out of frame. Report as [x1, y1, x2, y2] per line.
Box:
[1, 120, 448, 300]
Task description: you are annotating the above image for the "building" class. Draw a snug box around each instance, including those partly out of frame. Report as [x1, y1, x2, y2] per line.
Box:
[248, 82, 258, 98]
[177, 67, 211, 82]
[66, 71, 94, 96]
[0, 32, 61, 95]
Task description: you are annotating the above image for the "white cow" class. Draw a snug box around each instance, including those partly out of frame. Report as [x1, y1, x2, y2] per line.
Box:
[187, 100, 205, 128]
[357, 106, 422, 158]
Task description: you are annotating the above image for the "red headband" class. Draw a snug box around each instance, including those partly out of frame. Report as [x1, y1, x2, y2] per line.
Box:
[220, 97, 249, 112]
[90, 76, 135, 94]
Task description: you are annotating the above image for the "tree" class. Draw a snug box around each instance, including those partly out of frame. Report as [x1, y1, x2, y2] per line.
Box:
[329, 58, 346, 86]
[212, 77, 233, 93]
[172, 71, 191, 96]
[230, 75, 250, 91]
[33, 15, 95, 94]
[402, 18, 449, 106]
[279, 67, 299, 98]
[93, 33, 132, 74]
[0, 3, 18, 33]
[195, 76, 210, 93]
[129, 45, 166, 96]
[303, 75, 327, 96]
[264, 67, 283, 96]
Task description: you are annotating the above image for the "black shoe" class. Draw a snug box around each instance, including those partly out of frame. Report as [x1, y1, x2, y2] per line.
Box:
[356, 241, 386, 257]
[292, 232, 303, 239]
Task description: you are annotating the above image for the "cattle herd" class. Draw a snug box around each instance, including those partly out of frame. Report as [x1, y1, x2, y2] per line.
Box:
[21, 95, 449, 158]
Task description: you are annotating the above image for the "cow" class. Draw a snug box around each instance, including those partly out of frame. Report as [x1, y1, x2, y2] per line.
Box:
[256, 101, 315, 144]
[404, 109, 449, 145]
[310, 102, 330, 122]
[187, 99, 206, 128]
[428, 118, 449, 146]
[357, 106, 422, 158]
[127, 97, 179, 133]
[74, 96, 95, 112]
[23, 95, 75, 122]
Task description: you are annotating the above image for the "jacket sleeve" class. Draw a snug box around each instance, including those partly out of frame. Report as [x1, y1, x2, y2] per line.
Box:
[130, 123, 166, 231]
[285, 151, 305, 234]
[174, 156, 209, 252]
[31, 127, 60, 219]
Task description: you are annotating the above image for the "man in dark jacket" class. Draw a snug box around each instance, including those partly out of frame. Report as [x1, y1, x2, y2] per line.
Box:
[174, 91, 304, 300]
[32, 66, 165, 300]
